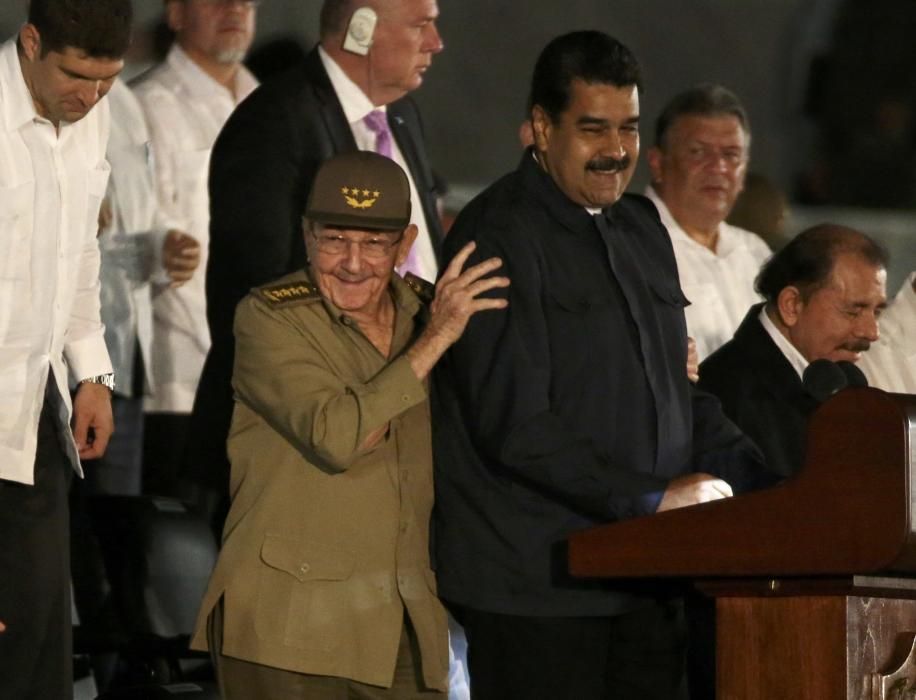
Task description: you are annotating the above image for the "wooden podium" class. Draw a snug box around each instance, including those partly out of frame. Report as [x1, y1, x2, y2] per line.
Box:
[568, 388, 916, 699]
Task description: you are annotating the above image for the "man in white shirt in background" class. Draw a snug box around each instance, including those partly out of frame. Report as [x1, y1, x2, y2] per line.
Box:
[93, 78, 200, 495]
[132, 0, 258, 497]
[859, 271, 916, 393]
[646, 83, 772, 361]
[0, 0, 131, 696]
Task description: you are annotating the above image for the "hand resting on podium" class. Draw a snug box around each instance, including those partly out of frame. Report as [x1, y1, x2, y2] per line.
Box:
[657, 472, 733, 512]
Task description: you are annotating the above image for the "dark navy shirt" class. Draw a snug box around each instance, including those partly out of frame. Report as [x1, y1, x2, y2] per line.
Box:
[431, 152, 766, 616]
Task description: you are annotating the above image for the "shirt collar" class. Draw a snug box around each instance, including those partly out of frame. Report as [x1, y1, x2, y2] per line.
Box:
[166, 43, 257, 103]
[318, 44, 379, 124]
[758, 305, 809, 380]
[645, 184, 733, 255]
[0, 38, 40, 132]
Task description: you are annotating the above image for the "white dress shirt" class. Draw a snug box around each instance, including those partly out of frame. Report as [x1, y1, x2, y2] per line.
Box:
[0, 38, 113, 484]
[647, 186, 772, 361]
[318, 46, 438, 282]
[132, 45, 257, 413]
[859, 272, 916, 393]
[98, 79, 177, 398]
[758, 306, 809, 380]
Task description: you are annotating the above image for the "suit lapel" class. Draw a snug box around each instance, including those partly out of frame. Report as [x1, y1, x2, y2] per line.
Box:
[303, 49, 357, 154]
[387, 100, 444, 254]
[737, 307, 816, 412]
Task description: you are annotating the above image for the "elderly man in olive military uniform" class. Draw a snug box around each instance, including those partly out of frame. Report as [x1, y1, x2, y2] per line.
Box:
[190, 151, 508, 699]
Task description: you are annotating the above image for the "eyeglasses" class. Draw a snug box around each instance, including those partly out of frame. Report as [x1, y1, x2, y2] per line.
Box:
[309, 228, 404, 260]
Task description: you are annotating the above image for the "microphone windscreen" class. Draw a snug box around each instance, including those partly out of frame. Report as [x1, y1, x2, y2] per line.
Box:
[802, 359, 848, 402]
[837, 360, 869, 388]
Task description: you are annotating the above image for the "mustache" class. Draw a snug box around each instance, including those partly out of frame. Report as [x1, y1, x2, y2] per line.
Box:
[841, 340, 871, 353]
[586, 155, 631, 173]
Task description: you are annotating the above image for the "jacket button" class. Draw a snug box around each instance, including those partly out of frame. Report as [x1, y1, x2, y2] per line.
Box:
[299, 562, 310, 574]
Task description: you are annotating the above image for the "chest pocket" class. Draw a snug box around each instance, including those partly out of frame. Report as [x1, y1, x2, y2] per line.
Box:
[648, 279, 691, 350]
[0, 182, 34, 280]
[0, 183, 34, 345]
[548, 287, 616, 315]
[649, 280, 690, 309]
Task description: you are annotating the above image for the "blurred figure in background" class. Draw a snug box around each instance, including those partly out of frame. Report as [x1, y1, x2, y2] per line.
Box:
[93, 79, 198, 495]
[859, 271, 916, 393]
[647, 84, 771, 361]
[727, 171, 791, 251]
[132, 0, 258, 496]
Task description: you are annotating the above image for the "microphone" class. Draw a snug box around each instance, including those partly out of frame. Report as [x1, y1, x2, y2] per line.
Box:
[802, 359, 850, 403]
[837, 360, 868, 388]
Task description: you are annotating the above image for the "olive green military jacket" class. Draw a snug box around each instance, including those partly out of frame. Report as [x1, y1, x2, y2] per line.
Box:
[190, 270, 448, 691]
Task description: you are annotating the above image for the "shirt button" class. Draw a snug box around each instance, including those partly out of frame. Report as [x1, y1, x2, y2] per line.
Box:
[401, 394, 410, 402]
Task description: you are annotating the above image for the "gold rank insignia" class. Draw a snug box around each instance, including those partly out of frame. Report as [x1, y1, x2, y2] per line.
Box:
[403, 272, 435, 304]
[259, 280, 320, 306]
[341, 186, 381, 210]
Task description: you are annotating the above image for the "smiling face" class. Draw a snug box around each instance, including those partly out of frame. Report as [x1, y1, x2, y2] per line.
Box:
[648, 113, 749, 235]
[532, 79, 640, 209]
[167, 0, 256, 66]
[780, 252, 887, 363]
[18, 25, 123, 126]
[305, 222, 417, 318]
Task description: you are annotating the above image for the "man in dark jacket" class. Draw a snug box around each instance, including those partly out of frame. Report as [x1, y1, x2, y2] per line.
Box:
[431, 30, 768, 700]
[699, 224, 888, 477]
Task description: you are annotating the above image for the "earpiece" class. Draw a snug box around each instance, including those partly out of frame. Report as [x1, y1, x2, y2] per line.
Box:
[343, 7, 377, 56]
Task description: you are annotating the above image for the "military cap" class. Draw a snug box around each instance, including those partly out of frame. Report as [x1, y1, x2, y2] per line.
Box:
[305, 151, 412, 231]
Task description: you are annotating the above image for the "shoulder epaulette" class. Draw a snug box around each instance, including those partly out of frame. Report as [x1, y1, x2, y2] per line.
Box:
[403, 272, 436, 305]
[257, 280, 321, 307]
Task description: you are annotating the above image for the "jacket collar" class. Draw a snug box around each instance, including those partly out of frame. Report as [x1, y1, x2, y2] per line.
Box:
[305, 46, 357, 155]
[518, 148, 598, 238]
[0, 39, 39, 132]
[733, 303, 810, 401]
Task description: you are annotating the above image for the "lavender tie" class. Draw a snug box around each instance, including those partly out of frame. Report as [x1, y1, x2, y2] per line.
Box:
[362, 110, 422, 277]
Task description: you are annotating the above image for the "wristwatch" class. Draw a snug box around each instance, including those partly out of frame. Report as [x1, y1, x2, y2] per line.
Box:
[79, 373, 116, 393]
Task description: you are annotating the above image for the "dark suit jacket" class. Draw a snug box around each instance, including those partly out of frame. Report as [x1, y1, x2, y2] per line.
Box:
[698, 304, 820, 478]
[187, 47, 444, 491]
[431, 152, 766, 616]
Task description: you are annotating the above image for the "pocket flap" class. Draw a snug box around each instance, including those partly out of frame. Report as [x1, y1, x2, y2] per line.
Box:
[0, 182, 33, 221]
[650, 280, 691, 308]
[87, 164, 111, 198]
[260, 533, 354, 582]
[548, 288, 612, 313]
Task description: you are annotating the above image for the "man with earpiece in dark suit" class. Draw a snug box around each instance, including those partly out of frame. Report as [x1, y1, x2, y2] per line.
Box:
[185, 0, 444, 516]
